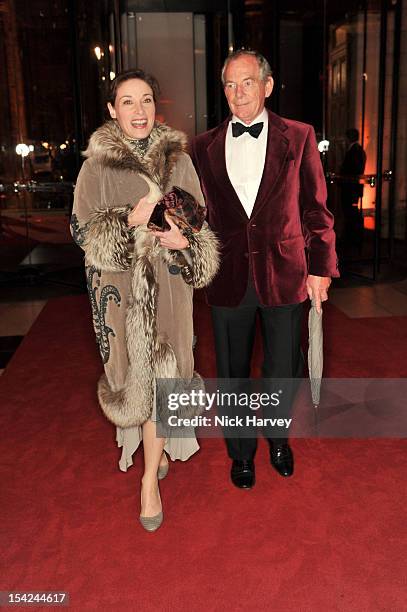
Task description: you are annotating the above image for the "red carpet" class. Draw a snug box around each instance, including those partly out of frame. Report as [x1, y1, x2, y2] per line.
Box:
[1, 294, 406, 611]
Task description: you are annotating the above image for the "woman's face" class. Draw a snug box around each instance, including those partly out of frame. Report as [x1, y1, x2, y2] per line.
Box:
[107, 78, 156, 140]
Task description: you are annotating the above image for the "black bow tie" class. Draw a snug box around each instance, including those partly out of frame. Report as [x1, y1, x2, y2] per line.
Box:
[232, 121, 264, 138]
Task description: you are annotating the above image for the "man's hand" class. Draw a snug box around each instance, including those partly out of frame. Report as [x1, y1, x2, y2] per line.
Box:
[127, 195, 156, 227]
[152, 214, 190, 250]
[306, 274, 332, 314]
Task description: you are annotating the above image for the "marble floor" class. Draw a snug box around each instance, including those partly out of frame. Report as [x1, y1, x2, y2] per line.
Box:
[0, 300, 47, 375]
[329, 279, 407, 318]
[0, 300, 47, 337]
[1, 279, 407, 375]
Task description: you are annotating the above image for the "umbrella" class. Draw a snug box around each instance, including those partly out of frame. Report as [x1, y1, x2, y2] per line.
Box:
[308, 300, 323, 407]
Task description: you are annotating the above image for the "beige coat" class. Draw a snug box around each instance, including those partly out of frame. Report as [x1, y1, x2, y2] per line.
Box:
[71, 120, 219, 438]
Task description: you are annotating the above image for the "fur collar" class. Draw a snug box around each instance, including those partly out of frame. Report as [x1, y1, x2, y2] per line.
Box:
[83, 120, 188, 191]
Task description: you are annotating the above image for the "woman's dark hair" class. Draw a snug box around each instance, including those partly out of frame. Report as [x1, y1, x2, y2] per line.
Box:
[108, 69, 160, 105]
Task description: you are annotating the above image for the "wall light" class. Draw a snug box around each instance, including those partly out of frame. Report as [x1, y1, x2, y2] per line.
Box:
[16, 143, 30, 157]
[318, 139, 330, 153]
[94, 46, 102, 60]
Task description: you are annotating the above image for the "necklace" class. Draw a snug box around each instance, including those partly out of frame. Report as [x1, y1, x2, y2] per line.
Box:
[125, 136, 150, 158]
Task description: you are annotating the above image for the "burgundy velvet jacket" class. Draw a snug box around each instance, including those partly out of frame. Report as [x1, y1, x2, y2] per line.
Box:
[190, 110, 339, 307]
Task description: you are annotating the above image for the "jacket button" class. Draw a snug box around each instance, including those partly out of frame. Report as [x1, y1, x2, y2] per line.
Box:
[251, 223, 256, 227]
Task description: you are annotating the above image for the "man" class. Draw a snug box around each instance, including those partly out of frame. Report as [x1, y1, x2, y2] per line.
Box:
[340, 128, 367, 247]
[191, 49, 338, 489]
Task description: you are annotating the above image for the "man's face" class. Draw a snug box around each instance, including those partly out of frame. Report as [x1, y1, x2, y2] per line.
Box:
[223, 55, 273, 125]
[107, 78, 155, 140]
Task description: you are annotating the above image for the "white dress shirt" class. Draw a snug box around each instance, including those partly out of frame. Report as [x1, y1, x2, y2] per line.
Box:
[225, 108, 269, 218]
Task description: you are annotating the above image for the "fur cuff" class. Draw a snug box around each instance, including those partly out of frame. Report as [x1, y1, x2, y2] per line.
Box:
[97, 373, 151, 428]
[97, 370, 205, 428]
[155, 372, 206, 425]
[186, 224, 220, 288]
[84, 206, 133, 271]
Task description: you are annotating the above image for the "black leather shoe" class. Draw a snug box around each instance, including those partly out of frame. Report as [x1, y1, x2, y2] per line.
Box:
[269, 443, 294, 477]
[231, 459, 255, 489]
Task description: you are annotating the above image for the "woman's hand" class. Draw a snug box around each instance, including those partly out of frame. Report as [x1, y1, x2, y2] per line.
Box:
[127, 195, 156, 227]
[152, 214, 190, 250]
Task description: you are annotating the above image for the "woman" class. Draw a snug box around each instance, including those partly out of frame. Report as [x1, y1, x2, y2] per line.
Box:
[71, 69, 219, 531]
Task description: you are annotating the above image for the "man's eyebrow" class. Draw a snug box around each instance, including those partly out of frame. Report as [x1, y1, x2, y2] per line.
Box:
[225, 75, 254, 83]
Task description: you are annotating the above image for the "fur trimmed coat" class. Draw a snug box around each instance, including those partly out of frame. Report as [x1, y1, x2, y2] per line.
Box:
[71, 120, 219, 428]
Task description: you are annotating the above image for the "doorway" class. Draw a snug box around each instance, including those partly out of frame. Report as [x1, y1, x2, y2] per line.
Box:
[241, 0, 405, 281]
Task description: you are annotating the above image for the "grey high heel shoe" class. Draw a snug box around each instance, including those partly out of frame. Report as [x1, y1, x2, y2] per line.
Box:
[157, 453, 169, 480]
[139, 511, 163, 532]
[157, 462, 169, 480]
[140, 478, 163, 532]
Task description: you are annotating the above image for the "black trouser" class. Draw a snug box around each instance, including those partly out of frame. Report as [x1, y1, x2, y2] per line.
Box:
[211, 281, 304, 461]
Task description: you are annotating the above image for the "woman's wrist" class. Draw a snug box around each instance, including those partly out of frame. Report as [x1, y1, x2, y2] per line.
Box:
[127, 210, 136, 227]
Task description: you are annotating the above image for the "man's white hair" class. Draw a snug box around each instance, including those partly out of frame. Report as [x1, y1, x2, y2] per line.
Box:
[221, 49, 273, 85]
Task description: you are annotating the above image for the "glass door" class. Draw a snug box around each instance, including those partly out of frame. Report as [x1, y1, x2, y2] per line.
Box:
[325, 0, 399, 280]
[0, 2, 76, 285]
[255, 0, 403, 281]
[0, 1, 110, 290]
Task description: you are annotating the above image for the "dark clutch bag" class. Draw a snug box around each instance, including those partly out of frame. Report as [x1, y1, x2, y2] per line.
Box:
[147, 186, 206, 233]
[147, 201, 172, 232]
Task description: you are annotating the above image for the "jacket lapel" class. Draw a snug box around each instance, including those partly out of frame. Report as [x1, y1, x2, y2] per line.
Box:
[207, 119, 249, 221]
[251, 111, 290, 219]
